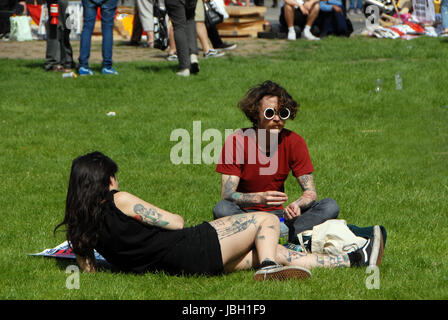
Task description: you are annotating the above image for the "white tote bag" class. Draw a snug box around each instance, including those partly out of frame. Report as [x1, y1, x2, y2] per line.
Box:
[9, 16, 33, 41]
[298, 219, 367, 255]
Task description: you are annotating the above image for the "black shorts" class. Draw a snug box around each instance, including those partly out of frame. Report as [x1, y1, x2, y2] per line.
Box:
[279, 5, 307, 30]
[157, 222, 224, 276]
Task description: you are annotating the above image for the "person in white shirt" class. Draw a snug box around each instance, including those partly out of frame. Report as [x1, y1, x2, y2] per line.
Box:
[280, 0, 320, 40]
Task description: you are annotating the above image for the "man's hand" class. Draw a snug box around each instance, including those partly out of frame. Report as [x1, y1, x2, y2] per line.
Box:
[260, 191, 288, 206]
[283, 173, 318, 221]
[284, 200, 301, 220]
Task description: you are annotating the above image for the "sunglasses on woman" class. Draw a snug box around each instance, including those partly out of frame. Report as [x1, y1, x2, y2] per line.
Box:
[264, 107, 291, 120]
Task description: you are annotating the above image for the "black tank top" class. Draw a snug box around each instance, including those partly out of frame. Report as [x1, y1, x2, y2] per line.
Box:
[95, 190, 188, 273]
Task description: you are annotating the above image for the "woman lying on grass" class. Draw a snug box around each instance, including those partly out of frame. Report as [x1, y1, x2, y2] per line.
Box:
[55, 151, 383, 281]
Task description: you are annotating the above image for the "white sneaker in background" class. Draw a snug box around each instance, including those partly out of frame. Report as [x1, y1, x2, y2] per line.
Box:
[303, 28, 320, 41]
[176, 68, 190, 77]
[287, 30, 296, 41]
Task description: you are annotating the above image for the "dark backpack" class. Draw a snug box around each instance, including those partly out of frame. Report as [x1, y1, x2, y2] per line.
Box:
[153, 0, 169, 51]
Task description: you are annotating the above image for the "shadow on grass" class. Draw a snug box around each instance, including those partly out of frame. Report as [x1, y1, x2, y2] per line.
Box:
[54, 258, 119, 273]
[114, 40, 138, 47]
[52, 258, 223, 279]
[24, 61, 44, 70]
[136, 64, 177, 74]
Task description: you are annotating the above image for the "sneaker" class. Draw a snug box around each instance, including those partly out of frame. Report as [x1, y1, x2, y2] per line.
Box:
[101, 67, 119, 75]
[355, 8, 363, 14]
[253, 259, 311, 281]
[166, 53, 178, 62]
[176, 68, 190, 77]
[78, 67, 94, 76]
[287, 30, 296, 41]
[215, 42, 237, 50]
[348, 8, 355, 15]
[349, 225, 384, 267]
[203, 49, 225, 59]
[303, 28, 320, 41]
[190, 54, 199, 74]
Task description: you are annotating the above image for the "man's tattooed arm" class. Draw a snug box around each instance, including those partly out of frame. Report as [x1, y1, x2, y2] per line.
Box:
[293, 174, 318, 210]
[222, 174, 288, 208]
[221, 174, 263, 208]
[284, 174, 318, 220]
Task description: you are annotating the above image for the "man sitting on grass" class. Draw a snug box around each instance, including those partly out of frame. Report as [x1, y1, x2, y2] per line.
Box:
[280, 0, 321, 41]
[213, 80, 340, 242]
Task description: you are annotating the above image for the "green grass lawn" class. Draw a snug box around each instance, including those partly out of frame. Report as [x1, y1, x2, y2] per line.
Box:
[0, 36, 447, 300]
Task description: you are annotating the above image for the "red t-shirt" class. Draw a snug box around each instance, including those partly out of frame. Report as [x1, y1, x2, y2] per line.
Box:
[216, 128, 314, 211]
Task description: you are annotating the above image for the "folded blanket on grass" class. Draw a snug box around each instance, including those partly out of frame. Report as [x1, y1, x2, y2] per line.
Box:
[29, 241, 108, 264]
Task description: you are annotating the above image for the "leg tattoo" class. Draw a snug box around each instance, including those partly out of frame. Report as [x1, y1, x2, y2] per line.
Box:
[212, 214, 258, 240]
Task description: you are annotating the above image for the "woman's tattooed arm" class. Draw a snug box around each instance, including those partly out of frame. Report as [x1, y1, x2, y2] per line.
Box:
[132, 203, 169, 228]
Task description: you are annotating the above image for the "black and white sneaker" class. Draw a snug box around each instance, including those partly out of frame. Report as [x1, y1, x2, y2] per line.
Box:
[215, 42, 237, 51]
[349, 225, 384, 267]
[253, 259, 311, 281]
[203, 49, 225, 59]
[190, 54, 199, 74]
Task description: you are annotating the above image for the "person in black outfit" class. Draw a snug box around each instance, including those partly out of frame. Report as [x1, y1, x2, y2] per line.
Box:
[206, 22, 236, 50]
[164, 0, 199, 76]
[317, 0, 352, 37]
[54, 152, 382, 280]
[44, 0, 76, 72]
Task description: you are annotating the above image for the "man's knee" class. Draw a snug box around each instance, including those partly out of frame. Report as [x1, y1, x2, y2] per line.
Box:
[213, 200, 241, 219]
[318, 198, 340, 219]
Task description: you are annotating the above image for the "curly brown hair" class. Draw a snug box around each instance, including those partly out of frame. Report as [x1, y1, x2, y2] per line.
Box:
[237, 80, 299, 128]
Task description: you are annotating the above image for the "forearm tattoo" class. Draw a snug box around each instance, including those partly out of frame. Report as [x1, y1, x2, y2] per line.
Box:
[297, 174, 316, 193]
[133, 203, 169, 228]
[212, 214, 258, 240]
[223, 176, 237, 199]
[223, 176, 260, 208]
[295, 174, 317, 210]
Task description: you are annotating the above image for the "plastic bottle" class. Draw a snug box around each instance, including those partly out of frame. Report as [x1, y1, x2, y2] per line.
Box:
[62, 72, 77, 78]
[278, 217, 289, 245]
[284, 242, 304, 252]
[374, 78, 382, 93]
[395, 72, 402, 90]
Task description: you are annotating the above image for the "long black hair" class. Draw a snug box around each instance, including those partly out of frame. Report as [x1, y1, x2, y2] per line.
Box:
[54, 151, 118, 259]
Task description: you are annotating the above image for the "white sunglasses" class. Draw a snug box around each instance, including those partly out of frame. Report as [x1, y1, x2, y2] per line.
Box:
[264, 107, 291, 120]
